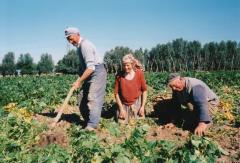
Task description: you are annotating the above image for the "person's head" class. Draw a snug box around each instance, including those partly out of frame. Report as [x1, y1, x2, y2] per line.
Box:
[122, 54, 135, 73]
[122, 53, 144, 73]
[64, 27, 80, 46]
[167, 73, 185, 91]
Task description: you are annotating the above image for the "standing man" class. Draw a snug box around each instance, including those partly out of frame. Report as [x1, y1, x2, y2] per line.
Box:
[167, 73, 219, 136]
[65, 27, 107, 131]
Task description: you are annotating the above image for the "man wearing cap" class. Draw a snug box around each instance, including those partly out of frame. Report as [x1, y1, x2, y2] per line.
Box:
[64, 27, 107, 131]
[167, 73, 219, 136]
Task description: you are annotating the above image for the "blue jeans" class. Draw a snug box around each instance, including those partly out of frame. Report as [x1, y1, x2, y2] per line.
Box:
[78, 64, 107, 128]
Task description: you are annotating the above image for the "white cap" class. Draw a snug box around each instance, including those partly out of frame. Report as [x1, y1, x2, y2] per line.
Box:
[64, 27, 80, 37]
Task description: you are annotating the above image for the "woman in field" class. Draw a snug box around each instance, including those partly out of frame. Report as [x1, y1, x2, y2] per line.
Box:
[114, 54, 147, 124]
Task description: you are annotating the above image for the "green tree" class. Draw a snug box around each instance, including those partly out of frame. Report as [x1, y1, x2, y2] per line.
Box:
[37, 53, 54, 74]
[226, 41, 238, 70]
[104, 46, 133, 73]
[187, 41, 201, 71]
[134, 48, 148, 71]
[172, 38, 187, 71]
[55, 49, 79, 74]
[208, 42, 218, 70]
[237, 42, 240, 69]
[148, 45, 160, 72]
[16, 53, 35, 75]
[149, 42, 176, 72]
[217, 41, 227, 70]
[1, 52, 16, 76]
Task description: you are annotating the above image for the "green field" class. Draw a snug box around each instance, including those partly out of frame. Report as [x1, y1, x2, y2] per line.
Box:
[0, 71, 239, 162]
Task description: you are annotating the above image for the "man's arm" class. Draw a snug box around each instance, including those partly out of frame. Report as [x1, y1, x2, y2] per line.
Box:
[192, 85, 211, 123]
[72, 68, 93, 90]
[72, 40, 96, 90]
[192, 85, 210, 136]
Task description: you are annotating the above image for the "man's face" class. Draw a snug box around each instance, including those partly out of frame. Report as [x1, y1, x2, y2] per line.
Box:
[169, 78, 185, 91]
[66, 34, 80, 46]
[123, 62, 133, 73]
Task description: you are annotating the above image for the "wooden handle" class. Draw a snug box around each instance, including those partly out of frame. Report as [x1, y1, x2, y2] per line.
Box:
[53, 87, 75, 123]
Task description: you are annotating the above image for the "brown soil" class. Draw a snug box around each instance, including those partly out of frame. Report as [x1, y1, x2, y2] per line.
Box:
[209, 125, 240, 162]
[38, 130, 68, 148]
[147, 124, 190, 143]
[151, 96, 240, 162]
[32, 102, 239, 162]
[33, 106, 77, 148]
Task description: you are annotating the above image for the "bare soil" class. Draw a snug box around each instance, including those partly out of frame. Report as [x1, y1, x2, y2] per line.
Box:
[33, 102, 239, 162]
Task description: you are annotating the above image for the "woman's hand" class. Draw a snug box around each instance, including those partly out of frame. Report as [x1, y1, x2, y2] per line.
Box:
[119, 108, 126, 120]
[138, 106, 145, 117]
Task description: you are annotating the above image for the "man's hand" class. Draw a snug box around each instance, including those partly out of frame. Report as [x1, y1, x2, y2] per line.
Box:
[194, 122, 208, 136]
[119, 108, 126, 120]
[72, 68, 93, 90]
[72, 80, 81, 90]
[138, 106, 145, 117]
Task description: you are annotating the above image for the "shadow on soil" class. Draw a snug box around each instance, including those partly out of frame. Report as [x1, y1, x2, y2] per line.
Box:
[149, 99, 198, 133]
[39, 112, 85, 127]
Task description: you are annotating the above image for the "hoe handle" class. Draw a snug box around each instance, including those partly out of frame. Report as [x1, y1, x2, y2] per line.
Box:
[53, 87, 75, 123]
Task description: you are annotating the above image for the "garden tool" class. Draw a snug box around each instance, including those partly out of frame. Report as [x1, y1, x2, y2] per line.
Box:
[51, 87, 75, 127]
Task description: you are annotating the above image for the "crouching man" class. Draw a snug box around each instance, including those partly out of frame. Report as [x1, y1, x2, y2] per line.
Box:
[167, 73, 219, 136]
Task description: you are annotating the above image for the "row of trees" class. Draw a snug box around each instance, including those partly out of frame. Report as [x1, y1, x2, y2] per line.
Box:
[0, 52, 54, 76]
[1, 39, 240, 76]
[104, 39, 240, 73]
[0, 50, 80, 76]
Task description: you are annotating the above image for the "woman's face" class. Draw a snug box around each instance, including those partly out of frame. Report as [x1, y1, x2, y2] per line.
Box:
[123, 62, 133, 73]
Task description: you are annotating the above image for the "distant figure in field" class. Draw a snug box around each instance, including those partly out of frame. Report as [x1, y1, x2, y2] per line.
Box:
[167, 73, 219, 136]
[114, 54, 147, 124]
[64, 27, 107, 131]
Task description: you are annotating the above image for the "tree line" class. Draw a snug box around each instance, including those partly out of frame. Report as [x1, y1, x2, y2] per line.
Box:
[104, 39, 240, 73]
[0, 53, 54, 76]
[1, 38, 240, 76]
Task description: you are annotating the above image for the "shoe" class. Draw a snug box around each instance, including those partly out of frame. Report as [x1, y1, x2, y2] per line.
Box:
[84, 126, 95, 131]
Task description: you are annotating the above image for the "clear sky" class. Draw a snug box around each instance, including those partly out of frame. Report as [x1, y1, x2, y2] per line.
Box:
[0, 0, 239, 64]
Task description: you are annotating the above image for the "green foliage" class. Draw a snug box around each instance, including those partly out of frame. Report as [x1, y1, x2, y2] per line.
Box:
[0, 110, 227, 163]
[235, 114, 240, 127]
[99, 144, 132, 163]
[29, 144, 71, 163]
[55, 49, 80, 74]
[104, 40, 240, 72]
[0, 75, 77, 113]
[0, 110, 46, 162]
[1, 52, 16, 76]
[145, 72, 168, 90]
[123, 125, 150, 160]
[16, 53, 36, 75]
[105, 74, 115, 93]
[69, 126, 103, 162]
[100, 119, 121, 137]
[104, 46, 133, 73]
[174, 136, 224, 163]
[37, 53, 54, 74]
[0, 72, 238, 162]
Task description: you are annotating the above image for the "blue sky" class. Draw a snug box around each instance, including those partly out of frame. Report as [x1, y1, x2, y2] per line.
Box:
[0, 0, 239, 64]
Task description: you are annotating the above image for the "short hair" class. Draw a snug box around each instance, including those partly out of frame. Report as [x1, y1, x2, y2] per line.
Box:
[167, 73, 181, 85]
